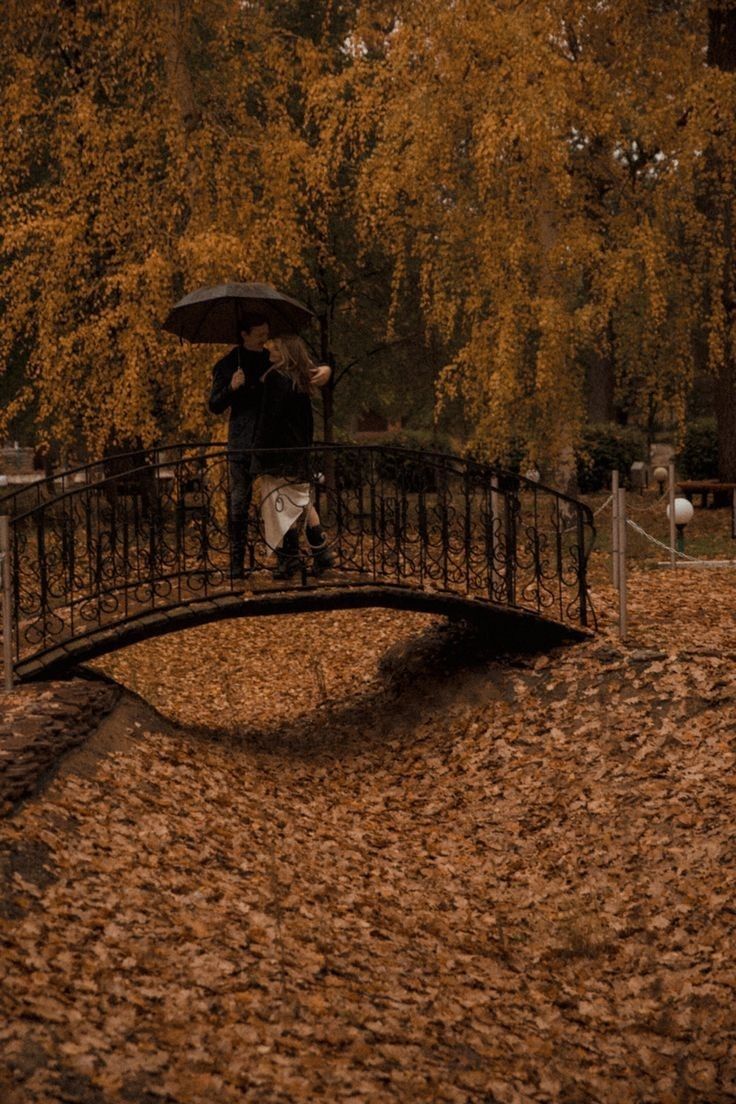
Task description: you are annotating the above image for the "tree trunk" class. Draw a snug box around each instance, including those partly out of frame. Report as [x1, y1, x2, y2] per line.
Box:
[162, 0, 200, 135]
[161, 0, 202, 231]
[318, 311, 335, 444]
[321, 374, 335, 445]
[708, 6, 736, 479]
[585, 351, 616, 424]
[537, 200, 578, 494]
[715, 354, 736, 478]
[708, 6, 736, 69]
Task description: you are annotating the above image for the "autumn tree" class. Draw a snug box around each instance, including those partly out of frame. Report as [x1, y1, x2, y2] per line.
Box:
[701, 2, 736, 478]
[4, 0, 735, 479]
[0, 0, 276, 453]
[248, 0, 441, 442]
[0, 0, 437, 455]
[355, 0, 735, 478]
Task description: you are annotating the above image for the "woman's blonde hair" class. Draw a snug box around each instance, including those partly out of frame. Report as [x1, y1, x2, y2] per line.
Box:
[268, 335, 316, 393]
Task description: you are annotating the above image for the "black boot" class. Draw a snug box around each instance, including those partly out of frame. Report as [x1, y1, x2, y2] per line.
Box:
[273, 527, 301, 580]
[306, 524, 334, 575]
[230, 547, 246, 581]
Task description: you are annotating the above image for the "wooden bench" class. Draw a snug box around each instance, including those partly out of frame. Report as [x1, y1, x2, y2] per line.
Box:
[676, 480, 736, 509]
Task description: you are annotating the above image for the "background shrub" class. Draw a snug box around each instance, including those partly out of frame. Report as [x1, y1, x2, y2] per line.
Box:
[323, 429, 456, 493]
[373, 428, 455, 455]
[369, 429, 455, 492]
[679, 418, 718, 480]
[464, 437, 526, 475]
[576, 423, 647, 492]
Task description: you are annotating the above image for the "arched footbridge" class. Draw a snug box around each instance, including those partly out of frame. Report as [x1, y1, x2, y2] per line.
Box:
[0, 444, 595, 684]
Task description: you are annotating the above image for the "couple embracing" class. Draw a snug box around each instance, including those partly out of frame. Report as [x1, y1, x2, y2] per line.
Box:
[208, 314, 333, 581]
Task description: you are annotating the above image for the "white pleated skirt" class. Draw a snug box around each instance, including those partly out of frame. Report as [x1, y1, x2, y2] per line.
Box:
[259, 475, 311, 551]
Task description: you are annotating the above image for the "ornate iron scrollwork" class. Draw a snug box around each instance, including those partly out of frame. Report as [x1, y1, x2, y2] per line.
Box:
[5, 443, 595, 670]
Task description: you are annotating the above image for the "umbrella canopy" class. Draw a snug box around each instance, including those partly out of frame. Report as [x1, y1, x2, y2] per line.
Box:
[162, 282, 314, 344]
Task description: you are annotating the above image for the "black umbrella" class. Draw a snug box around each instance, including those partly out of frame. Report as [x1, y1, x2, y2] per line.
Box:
[162, 282, 314, 344]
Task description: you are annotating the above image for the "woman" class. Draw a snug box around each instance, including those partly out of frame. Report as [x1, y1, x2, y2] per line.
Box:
[252, 334, 333, 579]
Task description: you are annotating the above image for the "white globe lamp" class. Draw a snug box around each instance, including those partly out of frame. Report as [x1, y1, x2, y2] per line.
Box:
[653, 465, 669, 494]
[666, 497, 694, 553]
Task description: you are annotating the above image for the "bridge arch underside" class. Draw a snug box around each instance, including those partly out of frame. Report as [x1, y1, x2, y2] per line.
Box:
[15, 585, 588, 683]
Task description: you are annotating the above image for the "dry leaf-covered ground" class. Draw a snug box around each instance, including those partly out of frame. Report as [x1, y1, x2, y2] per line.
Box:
[1, 570, 735, 1103]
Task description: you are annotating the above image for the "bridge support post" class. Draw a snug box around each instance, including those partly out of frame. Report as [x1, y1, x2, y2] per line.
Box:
[576, 509, 589, 628]
[490, 476, 502, 598]
[1, 515, 14, 692]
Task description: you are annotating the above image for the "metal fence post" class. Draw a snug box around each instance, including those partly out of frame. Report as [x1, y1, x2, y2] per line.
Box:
[612, 469, 619, 589]
[617, 487, 627, 640]
[668, 460, 676, 569]
[1, 516, 14, 691]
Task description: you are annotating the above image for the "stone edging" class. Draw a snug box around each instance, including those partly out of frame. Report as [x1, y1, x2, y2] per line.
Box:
[0, 679, 121, 817]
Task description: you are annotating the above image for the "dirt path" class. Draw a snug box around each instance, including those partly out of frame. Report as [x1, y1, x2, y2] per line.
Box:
[1, 580, 735, 1103]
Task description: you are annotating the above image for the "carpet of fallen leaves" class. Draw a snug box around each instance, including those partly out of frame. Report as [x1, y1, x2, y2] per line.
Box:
[1, 569, 736, 1104]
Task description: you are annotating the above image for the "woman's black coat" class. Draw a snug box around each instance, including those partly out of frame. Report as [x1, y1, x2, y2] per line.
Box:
[250, 368, 314, 479]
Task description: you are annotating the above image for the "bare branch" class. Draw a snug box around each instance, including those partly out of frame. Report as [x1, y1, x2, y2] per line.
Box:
[334, 336, 418, 388]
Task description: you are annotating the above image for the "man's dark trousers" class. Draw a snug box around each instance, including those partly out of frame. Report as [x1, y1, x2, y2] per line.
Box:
[208, 345, 269, 578]
[228, 452, 253, 577]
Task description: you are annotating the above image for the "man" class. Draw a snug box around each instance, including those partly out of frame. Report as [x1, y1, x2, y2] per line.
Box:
[208, 313, 330, 578]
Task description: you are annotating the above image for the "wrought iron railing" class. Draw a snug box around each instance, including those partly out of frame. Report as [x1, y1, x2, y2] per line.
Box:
[0, 444, 595, 679]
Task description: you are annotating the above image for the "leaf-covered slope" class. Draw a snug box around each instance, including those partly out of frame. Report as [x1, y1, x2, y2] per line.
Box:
[1, 574, 735, 1103]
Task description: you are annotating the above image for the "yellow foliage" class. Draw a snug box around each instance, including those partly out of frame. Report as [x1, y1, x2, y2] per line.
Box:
[1, 0, 736, 472]
[355, 0, 736, 465]
[0, 0, 375, 452]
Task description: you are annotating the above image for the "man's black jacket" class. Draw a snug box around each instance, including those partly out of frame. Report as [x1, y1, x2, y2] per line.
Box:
[208, 346, 270, 450]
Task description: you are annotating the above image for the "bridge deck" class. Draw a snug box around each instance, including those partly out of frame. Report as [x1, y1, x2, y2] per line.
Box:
[14, 581, 589, 682]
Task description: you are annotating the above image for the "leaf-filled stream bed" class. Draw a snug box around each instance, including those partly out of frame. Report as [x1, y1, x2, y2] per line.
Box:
[1, 577, 735, 1103]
